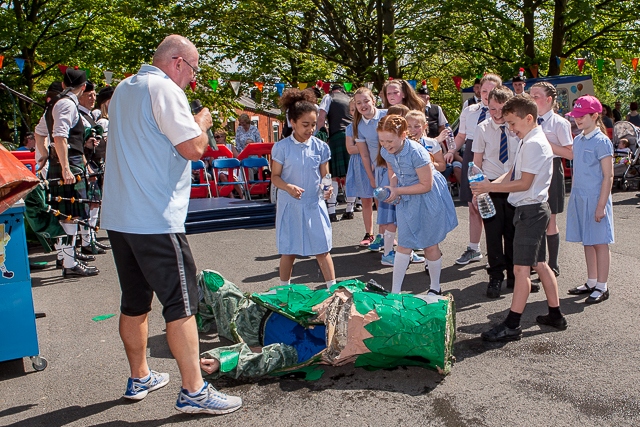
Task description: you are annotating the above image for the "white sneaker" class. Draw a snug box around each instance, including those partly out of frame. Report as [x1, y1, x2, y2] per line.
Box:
[175, 382, 242, 415]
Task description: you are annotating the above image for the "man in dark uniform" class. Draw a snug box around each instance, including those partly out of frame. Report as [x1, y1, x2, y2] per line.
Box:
[512, 74, 526, 95]
[316, 84, 355, 221]
[44, 69, 99, 277]
[417, 84, 447, 138]
[77, 81, 109, 255]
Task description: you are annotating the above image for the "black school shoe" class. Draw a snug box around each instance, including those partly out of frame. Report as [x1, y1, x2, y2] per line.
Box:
[329, 213, 340, 223]
[76, 251, 96, 262]
[481, 323, 522, 342]
[530, 282, 540, 293]
[63, 263, 99, 277]
[585, 288, 609, 304]
[486, 278, 502, 298]
[341, 212, 354, 220]
[568, 283, 594, 295]
[536, 314, 568, 330]
[95, 240, 111, 250]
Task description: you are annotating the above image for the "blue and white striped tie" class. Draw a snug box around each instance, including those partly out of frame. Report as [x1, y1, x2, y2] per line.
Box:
[477, 106, 488, 124]
[499, 125, 508, 163]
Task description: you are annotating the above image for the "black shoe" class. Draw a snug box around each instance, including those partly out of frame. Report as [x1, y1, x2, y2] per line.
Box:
[56, 258, 63, 269]
[95, 240, 111, 250]
[585, 288, 609, 304]
[81, 243, 106, 255]
[530, 282, 540, 293]
[354, 204, 363, 212]
[63, 263, 100, 277]
[536, 314, 568, 330]
[329, 213, 340, 223]
[481, 322, 522, 342]
[75, 251, 96, 262]
[486, 278, 502, 298]
[426, 288, 441, 296]
[568, 283, 594, 295]
[341, 212, 354, 220]
[551, 266, 560, 277]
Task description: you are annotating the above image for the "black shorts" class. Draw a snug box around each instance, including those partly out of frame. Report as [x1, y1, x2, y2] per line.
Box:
[108, 230, 199, 323]
[548, 158, 565, 214]
[512, 203, 550, 267]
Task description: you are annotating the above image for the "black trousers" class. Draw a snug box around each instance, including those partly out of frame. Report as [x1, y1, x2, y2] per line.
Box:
[482, 192, 515, 281]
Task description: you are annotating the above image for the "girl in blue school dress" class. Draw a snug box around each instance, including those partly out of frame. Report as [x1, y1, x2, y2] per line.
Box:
[377, 115, 458, 295]
[564, 95, 614, 304]
[350, 87, 401, 266]
[271, 89, 336, 289]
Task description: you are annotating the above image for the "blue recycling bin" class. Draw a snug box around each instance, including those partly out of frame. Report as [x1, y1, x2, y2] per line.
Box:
[0, 202, 47, 371]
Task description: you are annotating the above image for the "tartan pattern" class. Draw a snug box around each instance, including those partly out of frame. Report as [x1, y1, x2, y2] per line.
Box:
[327, 131, 350, 178]
[46, 156, 88, 219]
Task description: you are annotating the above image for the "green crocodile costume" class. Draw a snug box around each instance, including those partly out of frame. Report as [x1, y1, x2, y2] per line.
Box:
[197, 270, 455, 380]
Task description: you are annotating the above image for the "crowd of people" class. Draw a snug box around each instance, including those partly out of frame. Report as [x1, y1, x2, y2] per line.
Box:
[21, 32, 627, 418]
[271, 73, 616, 345]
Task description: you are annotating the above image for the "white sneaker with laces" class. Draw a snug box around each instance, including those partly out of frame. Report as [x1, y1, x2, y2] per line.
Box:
[175, 382, 242, 415]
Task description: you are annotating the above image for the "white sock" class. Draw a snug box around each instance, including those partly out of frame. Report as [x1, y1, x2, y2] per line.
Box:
[578, 278, 597, 290]
[391, 252, 411, 293]
[595, 281, 607, 292]
[327, 182, 339, 214]
[346, 197, 356, 213]
[55, 238, 63, 261]
[79, 226, 91, 247]
[428, 257, 443, 292]
[60, 244, 77, 268]
[326, 279, 336, 289]
[89, 207, 99, 228]
[469, 242, 480, 251]
[383, 231, 395, 256]
[280, 280, 290, 286]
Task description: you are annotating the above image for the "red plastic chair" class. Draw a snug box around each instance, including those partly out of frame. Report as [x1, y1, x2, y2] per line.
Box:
[10, 150, 37, 175]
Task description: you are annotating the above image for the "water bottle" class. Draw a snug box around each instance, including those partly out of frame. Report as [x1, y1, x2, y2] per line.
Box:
[467, 162, 496, 219]
[373, 187, 401, 205]
[445, 123, 456, 152]
[321, 174, 332, 197]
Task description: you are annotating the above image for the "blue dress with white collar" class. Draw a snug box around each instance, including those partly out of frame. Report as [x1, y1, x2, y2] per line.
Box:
[381, 139, 458, 249]
[272, 135, 332, 255]
[566, 128, 614, 245]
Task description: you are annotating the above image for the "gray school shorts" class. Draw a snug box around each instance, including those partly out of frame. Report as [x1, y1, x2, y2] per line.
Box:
[513, 203, 551, 266]
[548, 158, 565, 214]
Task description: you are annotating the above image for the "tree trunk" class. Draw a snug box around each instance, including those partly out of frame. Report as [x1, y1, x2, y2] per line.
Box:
[522, 0, 535, 74]
[382, 0, 398, 79]
[548, 0, 567, 76]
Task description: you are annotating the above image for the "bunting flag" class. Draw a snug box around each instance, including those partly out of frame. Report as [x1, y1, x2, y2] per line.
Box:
[407, 79, 417, 89]
[429, 77, 440, 92]
[365, 82, 374, 90]
[124, 73, 133, 78]
[596, 59, 604, 73]
[633, 58, 639, 72]
[344, 82, 353, 92]
[35, 60, 46, 68]
[230, 80, 241, 95]
[103, 70, 113, 85]
[209, 79, 219, 92]
[452, 76, 462, 91]
[81, 68, 90, 79]
[475, 74, 483, 80]
[298, 82, 308, 90]
[577, 58, 586, 73]
[316, 80, 323, 89]
[529, 64, 539, 78]
[189, 81, 197, 92]
[559, 57, 566, 73]
[0, 55, 4, 69]
[274, 82, 285, 96]
[254, 81, 264, 92]
[58, 64, 68, 75]
[322, 81, 331, 94]
[615, 58, 623, 72]
[14, 58, 25, 73]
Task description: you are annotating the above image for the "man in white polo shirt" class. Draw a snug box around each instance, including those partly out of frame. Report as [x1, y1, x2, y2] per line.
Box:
[102, 34, 242, 414]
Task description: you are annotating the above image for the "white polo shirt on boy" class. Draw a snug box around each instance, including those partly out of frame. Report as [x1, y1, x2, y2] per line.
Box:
[508, 126, 553, 207]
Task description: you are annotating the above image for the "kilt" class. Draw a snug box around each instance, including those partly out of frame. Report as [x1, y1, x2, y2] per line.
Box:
[46, 155, 88, 219]
[328, 131, 350, 178]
